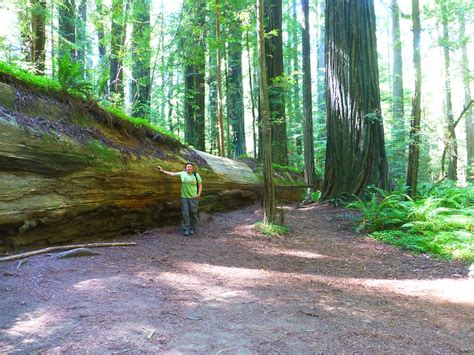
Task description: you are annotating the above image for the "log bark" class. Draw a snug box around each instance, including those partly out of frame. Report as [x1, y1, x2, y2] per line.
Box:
[0, 72, 298, 251]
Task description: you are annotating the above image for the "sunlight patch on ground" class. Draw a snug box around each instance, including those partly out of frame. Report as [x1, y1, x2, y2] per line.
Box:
[71, 276, 123, 292]
[167, 262, 474, 306]
[251, 246, 330, 260]
[4, 308, 60, 340]
[358, 278, 474, 305]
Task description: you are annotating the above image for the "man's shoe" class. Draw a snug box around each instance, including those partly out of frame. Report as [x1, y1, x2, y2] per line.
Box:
[184, 230, 190, 236]
[189, 230, 195, 235]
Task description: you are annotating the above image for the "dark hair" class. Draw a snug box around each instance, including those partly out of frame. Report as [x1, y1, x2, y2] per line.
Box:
[184, 162, 194, 169]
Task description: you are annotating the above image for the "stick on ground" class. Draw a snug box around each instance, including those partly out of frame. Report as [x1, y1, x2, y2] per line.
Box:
[0, 242, 137, 262]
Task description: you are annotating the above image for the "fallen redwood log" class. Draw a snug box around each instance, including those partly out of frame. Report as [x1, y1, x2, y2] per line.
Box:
[0, 70, 301, 251]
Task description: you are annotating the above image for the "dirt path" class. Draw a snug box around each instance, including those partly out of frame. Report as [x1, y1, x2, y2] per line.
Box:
[1, 204, 473, 353]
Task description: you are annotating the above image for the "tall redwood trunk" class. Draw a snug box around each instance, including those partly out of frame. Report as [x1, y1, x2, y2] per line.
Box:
[301, 0, 315, 196]
[322, 0, 391, 200]
[31, 0, 46, 74]
[257, 0, 276, 223]
[406, 0, 422, 197]
[264, 0, 288, 165]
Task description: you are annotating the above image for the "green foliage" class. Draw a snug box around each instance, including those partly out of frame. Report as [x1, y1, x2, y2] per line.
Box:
[255, 221, 289, 237]
[310, 190, 322, 202]
[272, 163, 301, 174]
[349, 183, 474, 262]
[99, 103, 182, 143]
[0, 61, 60, 92]
[57, 54, 93, 99]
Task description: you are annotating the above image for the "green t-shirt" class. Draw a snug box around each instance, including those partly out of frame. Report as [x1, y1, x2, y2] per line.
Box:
[178, 171, 202, 198]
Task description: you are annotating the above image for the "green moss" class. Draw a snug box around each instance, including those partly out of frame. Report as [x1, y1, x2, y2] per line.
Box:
[98, 104, 181, 143]
[0, 62, 61, 92]
[83, 140, 120, 164]
[0, 61, 180, 143]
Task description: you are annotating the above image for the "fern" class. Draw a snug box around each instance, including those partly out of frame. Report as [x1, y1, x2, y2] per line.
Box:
[57, 53, 92, 99]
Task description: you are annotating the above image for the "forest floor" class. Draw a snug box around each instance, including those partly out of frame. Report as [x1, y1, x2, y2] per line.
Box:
[0, 203, 473, 354]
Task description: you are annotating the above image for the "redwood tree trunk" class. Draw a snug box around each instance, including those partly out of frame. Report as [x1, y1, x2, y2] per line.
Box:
[58, 0, 76, 59]
[257, 0, 276, 223]
[301, 0, 315, 196]
[459, 12, 473, 181]
[228, 16, 246, 158]
[110, 0, 125, 99]
[183, 0, 206, 151]
[406, 0, 422, 197]
[131, 0, 151, 119]
[321, 0, 391, 200]
[264, 0, 288, 165]
[390, 0, 405, 175]
[30, 0, 46, 74]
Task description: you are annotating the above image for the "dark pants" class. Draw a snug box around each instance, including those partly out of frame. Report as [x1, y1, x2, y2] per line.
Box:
[181, 198, 198, 232]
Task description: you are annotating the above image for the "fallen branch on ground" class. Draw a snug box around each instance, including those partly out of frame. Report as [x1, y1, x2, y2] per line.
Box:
[0, 242, 137, 262]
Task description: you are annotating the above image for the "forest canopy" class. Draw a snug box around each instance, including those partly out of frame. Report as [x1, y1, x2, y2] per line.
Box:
[0, 0, 473, 205]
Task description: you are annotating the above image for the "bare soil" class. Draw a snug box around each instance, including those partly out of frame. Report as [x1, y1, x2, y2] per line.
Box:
[1, 203, 473, 354]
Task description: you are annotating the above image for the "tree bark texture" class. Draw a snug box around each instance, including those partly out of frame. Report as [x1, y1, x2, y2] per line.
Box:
[390, 0, 405, 165]
[58, 0, 76, 59]
[216, 3, 225, 157]
[301, 0, 315, 196]
[183, 0, 206, 151]
[0, 73, 304, 251]
[264, 0, 288, 165]
[131, 0, 151, 119]
[258, 0, 276, 223]
[76, 0, 88, 75]
[406, 0, 422, 198]
[440, 2, 457, 181]
[110, 0, 128, 99]
[227, 16, 246, 158]
[30, 0, 46, 74]
[322, 0, 391, 200]
[459, 12, 473, 181]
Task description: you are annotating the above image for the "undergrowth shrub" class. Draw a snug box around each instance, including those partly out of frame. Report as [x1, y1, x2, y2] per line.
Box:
[348, 183, 474, 262]
[255, 222, 289, 237]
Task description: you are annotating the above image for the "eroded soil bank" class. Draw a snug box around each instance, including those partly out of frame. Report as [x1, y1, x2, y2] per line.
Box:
[1, 204, 472, 353]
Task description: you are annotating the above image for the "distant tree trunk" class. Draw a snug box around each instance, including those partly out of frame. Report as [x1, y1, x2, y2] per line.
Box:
[183, 0, 206, 150]
[459, 11, 473, 181]
[257, 0, 276, 223]
[208, 50, 219, 155]
[58, 0, 76, 59]
[406, 0, 422, 198]
[301, 0, 315, 198]
[30, 0, 46, 74]
[18, 0, 31, 63]
[76, 0, 87, 75]
[95, 0, 107, 60]
[316, 0, 325, 125]
[321, 0, 391, 200]
[292, 0, 302, 157]
[109, 0, 127, 100]
[216, 2, 225, 156]
[94, 0, 107, 95]
[228, 16, 246, 158]
[264, 0, 288, 165]
[245, 30, 258, 158]
[391, 0, 405, 157]
[440, 2, 457, 181]
[131, 0, 151, 119]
